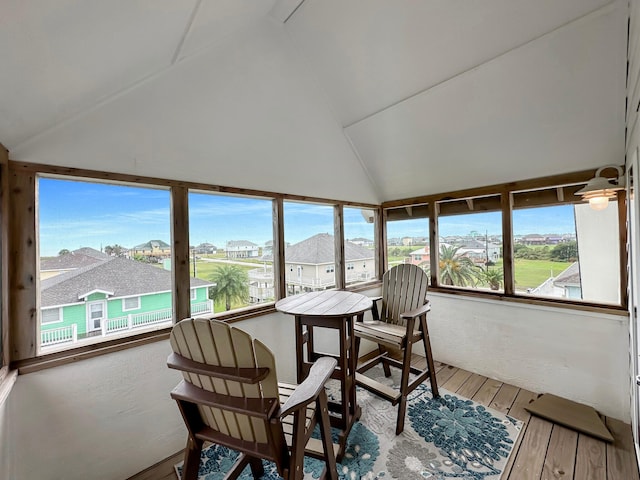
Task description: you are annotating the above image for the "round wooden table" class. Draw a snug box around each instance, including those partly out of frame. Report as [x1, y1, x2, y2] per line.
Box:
[276, 290, 372, 459]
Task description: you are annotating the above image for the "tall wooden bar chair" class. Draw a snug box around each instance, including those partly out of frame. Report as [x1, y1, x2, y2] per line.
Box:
[168, 318, 338, 480]
[354, 263, 439, 435]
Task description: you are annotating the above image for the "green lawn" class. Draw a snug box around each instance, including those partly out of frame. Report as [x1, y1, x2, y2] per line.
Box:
[190, 260, 265, 312]
[495, 259, 573, 290]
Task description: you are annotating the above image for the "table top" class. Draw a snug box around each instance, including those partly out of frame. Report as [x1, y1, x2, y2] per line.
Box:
[275, 290, 372, 317]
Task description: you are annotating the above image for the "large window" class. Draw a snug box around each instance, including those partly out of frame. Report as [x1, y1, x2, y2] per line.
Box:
[437, 196, 503, 292]
[513, 188, 621, 305]
[284, 201, 335, 296]
[385, 204, 429, 277]
[189, 192, 274, 311]
[38, 177, 172, 352]
[344, 207, 376, 286]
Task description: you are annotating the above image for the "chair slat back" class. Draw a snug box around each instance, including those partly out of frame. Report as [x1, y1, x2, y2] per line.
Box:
[381, 264, 429, 326]
[169, 318, 278, 444]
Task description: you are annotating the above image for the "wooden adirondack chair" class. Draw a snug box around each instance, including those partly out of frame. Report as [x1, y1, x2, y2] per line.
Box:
[354, 263, 439, 435]
[168, 318, 338, 480]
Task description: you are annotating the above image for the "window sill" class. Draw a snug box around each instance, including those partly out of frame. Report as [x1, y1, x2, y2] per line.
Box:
[427, 285, 628, 316]
[0, 367, 17, 407]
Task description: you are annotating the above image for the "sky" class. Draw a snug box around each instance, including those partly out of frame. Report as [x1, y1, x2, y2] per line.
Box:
[38, 177, 577, 257]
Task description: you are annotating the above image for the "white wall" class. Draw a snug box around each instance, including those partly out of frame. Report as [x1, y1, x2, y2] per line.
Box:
[575, 202, 621, 303]
[0, 397, 9, 479]
[6, 342, 185, 480]
[427, 292, 629, 422]
[2, 289, 629, 479]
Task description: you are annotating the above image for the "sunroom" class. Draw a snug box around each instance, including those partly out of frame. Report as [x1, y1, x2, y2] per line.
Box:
[0, 1, 638, 479]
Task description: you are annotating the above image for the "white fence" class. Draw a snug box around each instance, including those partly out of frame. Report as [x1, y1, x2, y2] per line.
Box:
[41, 324, 77, 347]
[40, 301, 214, 348]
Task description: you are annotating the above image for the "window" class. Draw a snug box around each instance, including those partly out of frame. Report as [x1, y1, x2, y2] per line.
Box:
[190, 289, 196, 300]
[436, 196, 503, 292]
[41, 308, 62, 325]
[189, 192, 274, 311]
[513, 187, 621, 305]
[38, 176, 172, 352]
[122, 297, 140, 311]
[284, 201, 335, 296]
[385, 203, 429, 279]
[344, 207, 376, 286]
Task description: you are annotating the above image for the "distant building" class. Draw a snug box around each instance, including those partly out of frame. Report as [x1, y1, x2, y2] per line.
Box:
[193, 243, 217, 254]
[251, 233, 375, 296]
[40, 247, 110, 280]
[409, 246, 430, 266]
[521, 234, 546, 245]
[131, 239, 171, 262]
[40, 255, 213, 349]
[349, 237, 374, 247]
[457, 239, 501, 263]
[226, 240, 260, 258]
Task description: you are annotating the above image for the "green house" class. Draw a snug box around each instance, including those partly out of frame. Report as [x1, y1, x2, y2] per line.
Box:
[40, 252, 213, 348]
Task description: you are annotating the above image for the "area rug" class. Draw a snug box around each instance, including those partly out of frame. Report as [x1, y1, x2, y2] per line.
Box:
[175, 369, 522, 479]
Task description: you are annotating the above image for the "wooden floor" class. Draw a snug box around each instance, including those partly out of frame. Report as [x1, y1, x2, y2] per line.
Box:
[128, 358, 640, 480]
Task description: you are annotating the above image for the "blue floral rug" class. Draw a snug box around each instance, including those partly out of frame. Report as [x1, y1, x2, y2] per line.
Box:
[175, 369, 522, 479]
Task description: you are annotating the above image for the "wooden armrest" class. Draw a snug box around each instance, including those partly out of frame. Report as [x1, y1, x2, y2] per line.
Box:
[370, 295, 382, 303]
[400, 300, 431, 320]
[171, 380, 280, 419]
[167, 352, 270, 384]
[279, 357, 337, 417]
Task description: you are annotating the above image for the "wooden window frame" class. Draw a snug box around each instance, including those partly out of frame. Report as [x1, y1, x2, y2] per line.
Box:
[382, 168, 628, 314]
[6, 160, 380, 372]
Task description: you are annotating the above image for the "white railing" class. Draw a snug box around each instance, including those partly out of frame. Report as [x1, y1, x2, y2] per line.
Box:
[41, 324, 77, 347]
[42, 303, 215, 348]
[191, 300, 214, 315]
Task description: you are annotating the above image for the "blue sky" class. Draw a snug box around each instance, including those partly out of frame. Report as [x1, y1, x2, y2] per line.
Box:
[38, 178, 577, 256]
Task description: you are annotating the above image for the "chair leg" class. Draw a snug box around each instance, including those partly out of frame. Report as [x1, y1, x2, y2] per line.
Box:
[289, 410, 308, 480]
[380, 344, 391, 377]
[248, 457, 264, 479]
[317, 390, 338, 480]
[420, 315, 439, 398]
[396, 336, 414, 435]
[181, 436, 204, 480]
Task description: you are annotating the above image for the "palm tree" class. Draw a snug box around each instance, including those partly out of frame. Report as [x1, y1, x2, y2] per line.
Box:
[438, 245, 479, 287]
[208, 264, 249, 311]
[481, 267, 504, 290]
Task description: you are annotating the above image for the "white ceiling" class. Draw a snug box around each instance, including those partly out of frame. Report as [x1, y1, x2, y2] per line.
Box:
[0, 0, 628, 204]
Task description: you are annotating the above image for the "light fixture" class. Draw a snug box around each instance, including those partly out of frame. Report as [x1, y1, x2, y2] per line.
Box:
[575, 165, 625, 211]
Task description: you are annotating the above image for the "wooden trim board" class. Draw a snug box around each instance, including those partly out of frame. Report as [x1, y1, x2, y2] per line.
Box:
[524, 393, 614, 443]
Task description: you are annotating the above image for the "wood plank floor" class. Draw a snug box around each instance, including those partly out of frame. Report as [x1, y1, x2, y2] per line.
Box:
[128, 358, 640, 480]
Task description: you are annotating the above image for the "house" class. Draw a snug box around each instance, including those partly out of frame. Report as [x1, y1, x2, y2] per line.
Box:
[520, 234, 547, 245]
[0, 2, 638, 479]
[40, 256, 214, 348]
[456, 239, 501, 263]
[552, 262, 582, 300]
[253, 233, 375, 295]
[193, 243, 217, 255]
[130, 239, 172, 262]
[225, 240, 260, 258]
[408, 246, 430, 266]
[40, 247, 109, 280]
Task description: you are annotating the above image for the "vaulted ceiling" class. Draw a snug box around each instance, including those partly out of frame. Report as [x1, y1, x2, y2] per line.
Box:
[0, 0, 627, 204]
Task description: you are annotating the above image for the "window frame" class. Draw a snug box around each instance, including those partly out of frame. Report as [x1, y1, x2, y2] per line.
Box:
[7, 161, 380, 372]
[122, 296, 141, 311]
[41, 307, 63, 325]
[382, 169, 628, 312]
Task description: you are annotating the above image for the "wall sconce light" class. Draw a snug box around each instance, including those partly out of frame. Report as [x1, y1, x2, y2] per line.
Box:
[575, 165, 625, 211]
